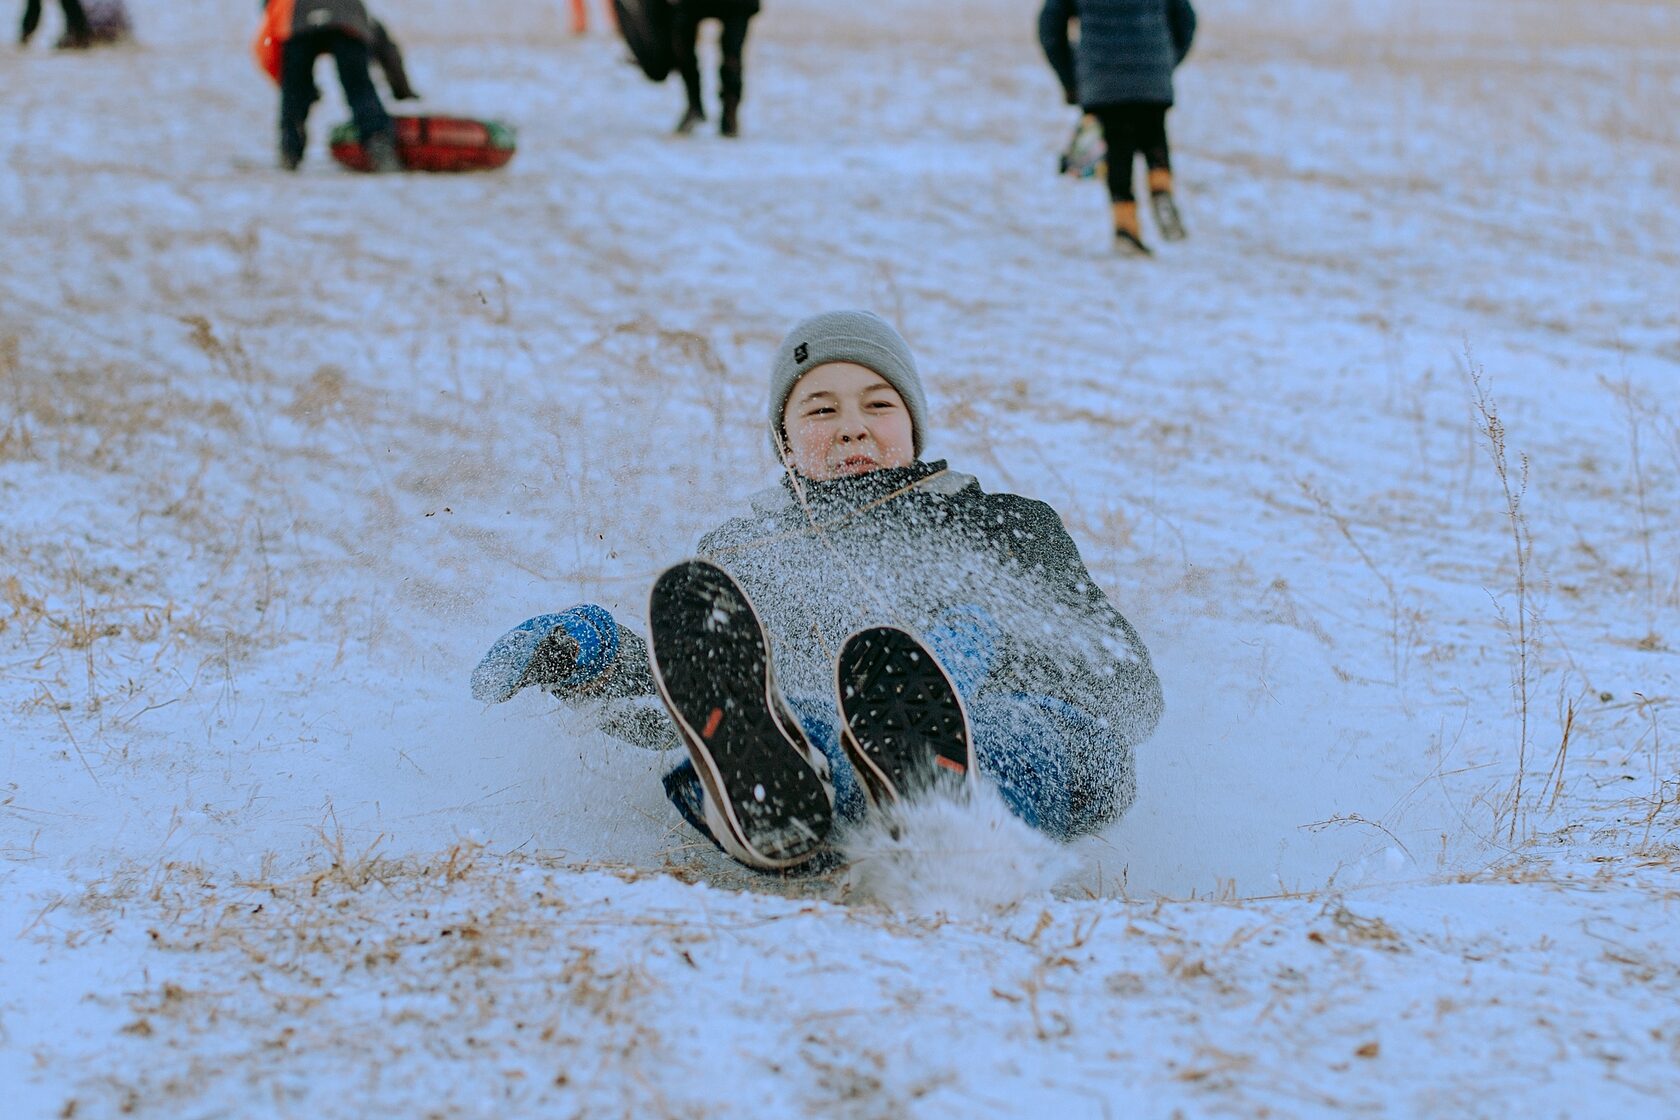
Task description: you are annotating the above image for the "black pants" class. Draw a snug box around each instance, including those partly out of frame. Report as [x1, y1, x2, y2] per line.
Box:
[1090, 103, 1172, 205]
[20, 0, 90, 43]
[278, 30, 393, 163]
[672, 5, 753, 113]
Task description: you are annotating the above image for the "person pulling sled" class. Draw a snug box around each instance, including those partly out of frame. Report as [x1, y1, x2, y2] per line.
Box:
[473, 310, 1164, 873]
[253, 0, 418, 172]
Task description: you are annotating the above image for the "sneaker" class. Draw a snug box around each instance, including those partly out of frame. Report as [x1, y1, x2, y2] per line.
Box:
[1151, 191, 1186, 241]
[365, 131, 403, 173]
[1114, 228, 1153, 257]
[649, 560, 834, 870]
[673, 106, 705, 136]
[835, 626, 972, 813]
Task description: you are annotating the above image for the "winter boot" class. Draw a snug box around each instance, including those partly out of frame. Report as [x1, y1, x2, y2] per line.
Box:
[649, 560, 834, 870]
[674, 105, 705, 136]
[719, 94, 740, 139]
[365, 130, 403, 173]
[1112, 201, 1153, 257]
[835, 626, 972, 813]
[1148, 168, 1186, 242]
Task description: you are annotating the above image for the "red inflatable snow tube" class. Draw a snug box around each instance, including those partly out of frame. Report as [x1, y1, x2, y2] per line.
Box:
[330, 115, 517, 173]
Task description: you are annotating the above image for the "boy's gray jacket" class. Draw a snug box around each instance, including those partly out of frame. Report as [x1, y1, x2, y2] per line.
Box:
[597, 461, 1162, 762]
[1039, 0, 1197, 107]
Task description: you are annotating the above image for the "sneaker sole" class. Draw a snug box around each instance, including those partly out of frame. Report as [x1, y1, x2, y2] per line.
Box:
[835, 626, 972, 811]
[649, 560, 832, 869]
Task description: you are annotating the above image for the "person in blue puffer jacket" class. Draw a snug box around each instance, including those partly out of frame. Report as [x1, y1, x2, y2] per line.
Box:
[1039, 0, 1197, 255]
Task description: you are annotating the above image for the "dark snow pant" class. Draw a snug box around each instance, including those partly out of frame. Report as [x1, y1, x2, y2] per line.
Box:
[671, 3, 753, 118]
[1090, 102, 1172, 204]
[20, 0, 90, 44]
[663, 605, 1136, 859]
[278, 29, 393, 165]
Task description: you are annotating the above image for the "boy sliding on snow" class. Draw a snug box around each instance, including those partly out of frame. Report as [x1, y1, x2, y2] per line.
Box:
[1039, 0, 1197, 256]
[473, 310, 1163, 871]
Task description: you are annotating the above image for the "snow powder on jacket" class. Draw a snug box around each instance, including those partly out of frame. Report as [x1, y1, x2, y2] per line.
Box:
[585, 461, 1162, 821]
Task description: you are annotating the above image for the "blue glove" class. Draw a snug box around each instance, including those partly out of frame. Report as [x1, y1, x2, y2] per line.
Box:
[471, 604, 621, 704]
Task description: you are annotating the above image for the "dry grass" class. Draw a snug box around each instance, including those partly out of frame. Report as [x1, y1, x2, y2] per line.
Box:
[1600, 375, 1675, 642]
[1465, 351, 1542, 845]
[1300, 480, 1422, 692]
[50, 845, 700, 1118]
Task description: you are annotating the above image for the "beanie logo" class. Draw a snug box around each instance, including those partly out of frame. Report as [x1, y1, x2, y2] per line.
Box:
[793, 342, 809, 364]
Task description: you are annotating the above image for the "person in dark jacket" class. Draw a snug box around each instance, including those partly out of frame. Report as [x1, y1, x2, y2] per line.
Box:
[261, 0, 418, 172]
[473, 310, 1164, 872]
[1040, 0, 1196, 255]
[670, 0, 760, 137]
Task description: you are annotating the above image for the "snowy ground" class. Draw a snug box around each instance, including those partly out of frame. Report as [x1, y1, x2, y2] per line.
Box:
[3, 0, 1678, 1115]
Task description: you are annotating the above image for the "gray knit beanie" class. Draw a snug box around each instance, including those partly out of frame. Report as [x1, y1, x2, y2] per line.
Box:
[768, 310, 928, 458]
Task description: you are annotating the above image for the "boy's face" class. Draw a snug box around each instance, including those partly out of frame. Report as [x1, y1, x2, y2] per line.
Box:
[780, 362, 915, 481]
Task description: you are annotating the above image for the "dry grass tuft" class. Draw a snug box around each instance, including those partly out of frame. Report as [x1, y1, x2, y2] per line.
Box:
[1465, 349, 1541, 844]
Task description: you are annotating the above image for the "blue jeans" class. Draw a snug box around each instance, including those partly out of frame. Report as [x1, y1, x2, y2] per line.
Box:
[663, 606, 1129, 847]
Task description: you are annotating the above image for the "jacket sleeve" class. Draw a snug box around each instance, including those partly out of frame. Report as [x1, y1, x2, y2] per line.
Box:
[1168, 0, 1197, 66]
[582, 627, 681, 751]
[370, 20, 418, 99]
[993, 497, 1164, 750]
[547, 622, 678, 750]
[1037, 0, 1079, 104]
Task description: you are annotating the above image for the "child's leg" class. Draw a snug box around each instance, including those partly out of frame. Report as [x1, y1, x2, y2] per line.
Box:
[326, 32, 394, 144]
[920, 605, 1135, 840]
[1089, 105, 1141, 233]
[648, 560, 834, 870]
[670, 7, 705, 132]
[716, 10, 751, 135]
[21, 0, 43, 44]
[669, 689, 1133, 847]
[1139, 104, 1186, 240]
[1138, 104, 1172, 191]
[664, 694, 867, 844]
[57, 0, 92, 43]
[276, 36, 323, 168]
[970, 692, 1136, 840]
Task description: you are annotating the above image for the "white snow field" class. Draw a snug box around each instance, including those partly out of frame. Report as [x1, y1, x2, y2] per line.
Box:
[3, 0, 1678, 1115]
